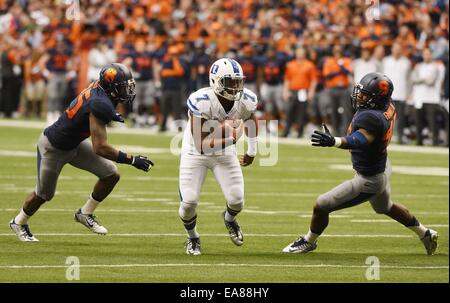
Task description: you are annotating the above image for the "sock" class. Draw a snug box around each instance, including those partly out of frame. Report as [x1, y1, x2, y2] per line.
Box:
[15, 208, 31, 225]
[224, 206, 240, 222]
[182, 215, 200, 239]
[304, 229, 320, 243]
[187, 226, 200, 239]
[81, 194, 101, 215]
[406, 216, 428, 238]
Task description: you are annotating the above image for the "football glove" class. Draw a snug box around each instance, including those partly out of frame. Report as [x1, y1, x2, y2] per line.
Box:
[311, 124, 336, 147]
[132, 155, 154, 172]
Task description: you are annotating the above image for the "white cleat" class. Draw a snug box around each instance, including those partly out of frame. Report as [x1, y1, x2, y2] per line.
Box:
[282, 236, 317, 253]
[9, 219, 39, 242]
[421, 229, 438, 255]
[185, 238, 201, 256]
[74, 209, 108, 235]
[223, 211, 244, 246]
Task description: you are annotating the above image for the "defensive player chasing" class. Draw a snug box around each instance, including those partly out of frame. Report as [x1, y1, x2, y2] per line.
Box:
[179, 58, 258, 255]
[283, 72, 438, 255]
[9, 63, 154, 241]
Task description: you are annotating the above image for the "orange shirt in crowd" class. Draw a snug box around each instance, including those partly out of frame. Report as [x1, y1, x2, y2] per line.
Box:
[284, 59, 318, 90]
[322, 57, 353, 88]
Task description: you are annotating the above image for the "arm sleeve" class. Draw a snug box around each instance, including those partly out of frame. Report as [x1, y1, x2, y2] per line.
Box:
[91, 100, 115, 124]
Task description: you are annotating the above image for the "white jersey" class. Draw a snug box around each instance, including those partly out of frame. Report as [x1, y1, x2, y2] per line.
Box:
[182, 87, 258, 155]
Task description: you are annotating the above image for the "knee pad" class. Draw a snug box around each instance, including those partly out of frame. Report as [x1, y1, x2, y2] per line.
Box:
[180, 188, 199, 204]
[372, 200, 393, 214]
[226, 186, 244, 209]
[179, 201, 197, 221]
[35, 185, 54, 202]
[315, 194, 332, 213]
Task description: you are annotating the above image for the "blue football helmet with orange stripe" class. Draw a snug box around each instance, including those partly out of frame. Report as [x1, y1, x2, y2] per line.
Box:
[99, 63, 136, 105]
[351, 72, 394, 110]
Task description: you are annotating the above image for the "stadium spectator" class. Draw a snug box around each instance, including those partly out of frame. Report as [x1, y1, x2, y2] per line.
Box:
[87, 39, 117, 83]
[191, 39, 213, 91]
[258, 46, 285, 124]
[23, 48, 47, 118]
[0, 0, 447, 145]
[159, 45, 185, 132]
[322, 45, 353, 135]
[0, 39, 25, 118]
[412, 48, 445, 146]
[125, 39, 157, 128]
[353, 47, 378, 83]
[382, 42, 412, 144]
[43, 38, 73, 125]
[238, 44, 259, 95]
[282, 47, 317, 138]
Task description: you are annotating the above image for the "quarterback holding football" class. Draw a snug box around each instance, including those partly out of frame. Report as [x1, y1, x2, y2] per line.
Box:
[179, 58, 258, 255]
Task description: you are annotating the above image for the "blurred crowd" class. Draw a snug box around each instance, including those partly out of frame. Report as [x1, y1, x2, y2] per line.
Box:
[0, 0, 448, 146]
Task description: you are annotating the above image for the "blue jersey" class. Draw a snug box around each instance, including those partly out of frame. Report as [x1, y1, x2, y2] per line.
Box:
[348, 103, 396, 176]
[44, 81, 117, 150]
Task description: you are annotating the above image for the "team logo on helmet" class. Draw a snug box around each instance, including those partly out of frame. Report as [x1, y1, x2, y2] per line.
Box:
[104, 67, 118, 82]
[378, 80, 389, 96]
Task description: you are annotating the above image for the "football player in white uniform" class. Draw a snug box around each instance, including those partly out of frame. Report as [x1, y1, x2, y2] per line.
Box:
[179, 58, 258, 255]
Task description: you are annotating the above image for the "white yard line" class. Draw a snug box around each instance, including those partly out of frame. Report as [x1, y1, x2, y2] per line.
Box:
[0, 208, 448, 216]
[0, 263, 446, 270]
[0, 233, 414, 238]
[0, 187, 448, 199]
[0, 119, 448, 154]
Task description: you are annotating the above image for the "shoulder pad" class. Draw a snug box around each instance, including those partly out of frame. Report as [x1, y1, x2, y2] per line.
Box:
[187, 88, 212, 119]
[353, 110, 383, 135]
[241, 88, 258, 113]
[91, 99, 115, 124]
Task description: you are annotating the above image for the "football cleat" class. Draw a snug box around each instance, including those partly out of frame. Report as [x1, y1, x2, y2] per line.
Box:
[74, 209, 108, 235]
[9, 219, 39, 242]
[185, 237, 201, 256]
[282, 236, 317, 253]
[421, 229, 438, 255]
[222, 211, 244, 246]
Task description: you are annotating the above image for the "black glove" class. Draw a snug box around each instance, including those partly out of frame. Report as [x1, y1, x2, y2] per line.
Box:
[311, 124, 336, 147]
[132, 155, 154, 172]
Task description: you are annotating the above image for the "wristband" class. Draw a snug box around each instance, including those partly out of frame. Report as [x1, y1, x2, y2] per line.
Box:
[247, 137, 257, 157]
[334, 137, 342, 147]
[117, 151, 133, 164]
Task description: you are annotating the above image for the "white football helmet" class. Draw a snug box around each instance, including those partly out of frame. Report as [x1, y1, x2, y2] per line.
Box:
[209, 58, 245, 102]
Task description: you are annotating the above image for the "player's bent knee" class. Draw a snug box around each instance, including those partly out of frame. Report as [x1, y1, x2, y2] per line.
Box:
[104, 172, 120, 184]
[180, 188, 200, 204]
[179, 202, 197, 220]
[227, 186, 244, 208]
[371, 200, 393, 214]
[36, 190, 53, 202]
[315, 195, 332, 214]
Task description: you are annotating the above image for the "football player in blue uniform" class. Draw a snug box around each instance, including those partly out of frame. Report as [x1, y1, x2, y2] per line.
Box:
[9, 63, 154, 241]
[283, 72, 438, 255]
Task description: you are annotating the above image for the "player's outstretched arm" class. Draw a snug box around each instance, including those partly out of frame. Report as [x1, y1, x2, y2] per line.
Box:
[89, 113, 154, 172]
[311, 124, 374, 149]
[240, 113, 258, 167]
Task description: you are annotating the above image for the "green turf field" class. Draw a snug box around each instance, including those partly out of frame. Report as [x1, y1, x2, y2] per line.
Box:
[0, 123, 448, 282]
